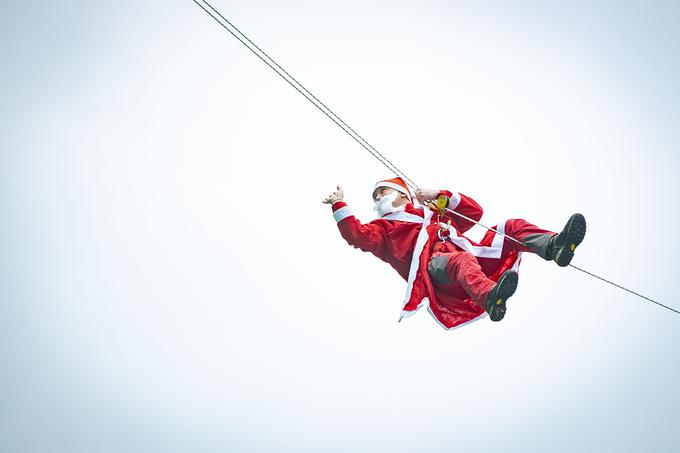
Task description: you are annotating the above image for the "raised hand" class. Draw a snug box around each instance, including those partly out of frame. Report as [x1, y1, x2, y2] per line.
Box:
[323, 185, 345, 204]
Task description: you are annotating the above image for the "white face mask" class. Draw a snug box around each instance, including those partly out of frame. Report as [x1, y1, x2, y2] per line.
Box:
[373, 190, 404, 217]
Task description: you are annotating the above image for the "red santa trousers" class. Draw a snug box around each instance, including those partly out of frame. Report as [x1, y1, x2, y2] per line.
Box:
[428, 218, 555, 309]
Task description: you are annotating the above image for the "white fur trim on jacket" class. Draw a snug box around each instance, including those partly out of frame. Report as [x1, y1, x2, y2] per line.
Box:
[448, 192, 462, 209]
[441, 221, 507, 258]
[333, 206, 353, 223]
[382, 211, 423, 223]
[399, 207, 433, 317]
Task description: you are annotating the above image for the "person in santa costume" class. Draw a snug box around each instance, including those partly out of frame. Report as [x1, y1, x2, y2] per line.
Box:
[323, 177, 586, 329]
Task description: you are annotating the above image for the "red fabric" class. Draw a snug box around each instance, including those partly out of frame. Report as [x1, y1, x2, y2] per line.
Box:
[332, 193, 555, 329]
[403, 215, 554, 328]
[431, 248, 496, 309]
[332, 201, 348, 212]
[334, 200, 424, 279]
[438, 189, 484, 233]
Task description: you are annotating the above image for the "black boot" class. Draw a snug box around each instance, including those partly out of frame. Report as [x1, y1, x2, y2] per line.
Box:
[522, 214, 587, 267]
[549, 213, 587, 267]
[485, 270, 519, 322]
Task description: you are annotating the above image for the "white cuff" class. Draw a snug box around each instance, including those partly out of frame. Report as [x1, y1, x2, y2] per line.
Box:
[448, 192, 462, 209]
[333, 206, 353, 223]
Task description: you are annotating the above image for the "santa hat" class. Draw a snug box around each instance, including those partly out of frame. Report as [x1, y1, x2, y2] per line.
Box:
[372, 176, 413, 201]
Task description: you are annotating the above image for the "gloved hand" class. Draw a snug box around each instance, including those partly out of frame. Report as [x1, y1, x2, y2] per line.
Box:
[415, 188, 439, 204]
[323, 185, 345, 204]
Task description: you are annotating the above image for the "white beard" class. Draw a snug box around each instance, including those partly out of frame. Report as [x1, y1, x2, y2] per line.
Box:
[373, 190, 405, 217]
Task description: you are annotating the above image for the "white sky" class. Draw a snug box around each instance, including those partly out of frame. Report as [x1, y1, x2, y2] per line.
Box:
[2, 1, 679, 452]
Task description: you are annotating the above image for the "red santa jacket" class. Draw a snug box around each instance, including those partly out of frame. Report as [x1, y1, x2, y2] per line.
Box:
[331, 190, 521, 330]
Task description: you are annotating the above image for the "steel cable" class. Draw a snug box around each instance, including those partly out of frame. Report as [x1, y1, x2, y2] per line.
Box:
[192, 0, 677, 317]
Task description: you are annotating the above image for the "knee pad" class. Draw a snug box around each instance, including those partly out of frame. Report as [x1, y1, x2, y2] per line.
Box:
[427, 254, 451, 285]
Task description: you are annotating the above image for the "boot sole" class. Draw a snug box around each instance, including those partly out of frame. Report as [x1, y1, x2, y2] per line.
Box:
[554, 213, 587, 267]
[486, 270, 519, 322]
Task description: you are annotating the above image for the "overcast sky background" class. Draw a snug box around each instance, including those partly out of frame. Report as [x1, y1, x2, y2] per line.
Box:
[2, 1, 679, 452]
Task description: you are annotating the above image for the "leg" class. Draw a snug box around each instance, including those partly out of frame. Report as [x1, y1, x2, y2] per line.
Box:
[428, 248, 495, 309]
[427, 247, 516, 314]
[486, 215, 587, 267]
[497, 218, 556, 256]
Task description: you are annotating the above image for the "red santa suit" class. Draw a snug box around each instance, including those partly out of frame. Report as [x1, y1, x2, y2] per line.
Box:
[331, 190, 554, 330]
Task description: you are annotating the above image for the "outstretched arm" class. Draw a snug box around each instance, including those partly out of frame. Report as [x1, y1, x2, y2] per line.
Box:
[323, 185, 386, 254]
[416, 187, 483, 233]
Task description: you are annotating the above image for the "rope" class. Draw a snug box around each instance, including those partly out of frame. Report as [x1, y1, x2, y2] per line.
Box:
[568, 264, 679, 315]
[191, 0, 418, 191]
[443, 206, 525, 246]
[443, 207, 677, 315]
[191, 0, 678, 317]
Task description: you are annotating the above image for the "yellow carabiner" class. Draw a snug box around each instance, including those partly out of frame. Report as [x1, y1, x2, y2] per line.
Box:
[434, 194, 449, 211]
[426, 195, 449, 214]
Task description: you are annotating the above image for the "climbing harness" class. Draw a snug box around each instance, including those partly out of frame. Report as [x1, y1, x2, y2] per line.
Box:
[437, 220, 452, 243]
[191, 0, 679, 317]
[427, 195, 453, 243]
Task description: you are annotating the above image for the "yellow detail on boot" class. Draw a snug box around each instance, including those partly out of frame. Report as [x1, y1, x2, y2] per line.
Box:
[496, 299, 503, 305]
[570, 243, 576, 251]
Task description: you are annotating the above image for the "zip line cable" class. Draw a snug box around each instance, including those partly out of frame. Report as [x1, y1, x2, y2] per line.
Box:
[568, 264, 679, 315]
[443, 206, 680, 315]
[191, 0, 678, 317]
[191, 0, 418, 190]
